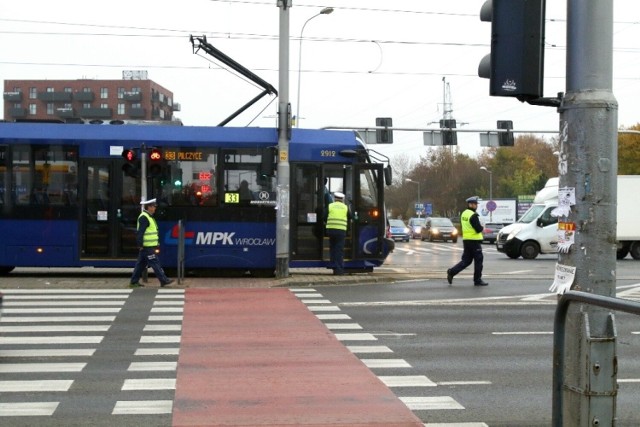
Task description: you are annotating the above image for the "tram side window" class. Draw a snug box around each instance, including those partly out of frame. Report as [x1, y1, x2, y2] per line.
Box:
[357, 169, 378, 208]
[12, 145, 78, 207]
[222, 148, 275, 206]
[157, 147, 218, 207]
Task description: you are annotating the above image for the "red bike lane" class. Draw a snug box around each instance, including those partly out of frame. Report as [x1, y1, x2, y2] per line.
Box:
[173, 288, 422, 426]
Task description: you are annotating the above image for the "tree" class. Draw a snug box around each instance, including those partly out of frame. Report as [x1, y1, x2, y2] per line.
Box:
[619, 124, 640, 174]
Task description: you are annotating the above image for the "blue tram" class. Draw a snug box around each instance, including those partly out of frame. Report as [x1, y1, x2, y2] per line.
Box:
[0, 121, 393, 275]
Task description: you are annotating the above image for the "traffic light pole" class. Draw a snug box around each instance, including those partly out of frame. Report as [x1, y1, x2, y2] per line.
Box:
[275, 1, 291, 278]
[558, 1, 618, 424]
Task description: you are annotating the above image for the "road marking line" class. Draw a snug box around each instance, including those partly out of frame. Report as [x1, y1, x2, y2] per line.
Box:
[0, 363, 86, 373]
[400, 396, 465, 410]
[492, 331, 552, 335]
[143, 324, 182, 331]
[7, 295, 127, 300]
[2, 308, 121, 313]
[300, 299, 332, 304]
[1, 336, 103, 344]
[1, 316, 116, 323]
[152, 301, 185, 306]
[618, 378, 640, 383]
[122, 378, 176, 390]
[334, 333, 377, 341]
[294, 293, 324, 298]
[148, 315, 183, 321]
[361, 359, 412, 368]
[0, 325, 110, 333]
[289, 288, 317, 292]
[140, 336, 181, 344]
[437, 381, 492, 386]
[150, 307, 183, 313]
[316, 314, 351, 320]
[0, 349, 96, 357]
[135, 348, 180, 356]
[0, 402, 59, 416]
[0, 380, 73, 392]
[1, 289, 131, 294]
[325, 323, 363, 330]
[128, 362, 177, 371]
[347, 345, 393, 353]
[379, 375, 437, 387]
[307, 305, 340, 311]
[112, 400, 173, 415]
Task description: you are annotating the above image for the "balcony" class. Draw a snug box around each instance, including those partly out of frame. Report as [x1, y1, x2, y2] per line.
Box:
[73, 91, 94, 102]
[123, 92, 142, 102]
[3, 91, 22, 102]
[128, 107, 146, 118]
[173, 102, 181, 112]
[9, 107, 27, 118]
[37, 92, 73, 102]
[56, 107, 75, 118]
[79, 107, 112, 118]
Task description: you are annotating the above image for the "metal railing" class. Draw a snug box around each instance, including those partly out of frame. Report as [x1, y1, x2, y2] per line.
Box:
[552, 290, 640, 426]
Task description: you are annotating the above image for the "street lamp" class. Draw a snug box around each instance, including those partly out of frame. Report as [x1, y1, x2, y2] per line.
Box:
[295, 7, 334, 128]
[405, 178, 421, 217]
[480, 166, 493, 221]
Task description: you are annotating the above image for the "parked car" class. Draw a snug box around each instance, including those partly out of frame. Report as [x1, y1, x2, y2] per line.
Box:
[407, 217, 427, 239]
[482, 222, 506, 244]
[387, 219, 411, 242]
[421, 217, 458, 243]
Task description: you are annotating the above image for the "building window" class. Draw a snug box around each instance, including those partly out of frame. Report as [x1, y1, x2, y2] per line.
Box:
[29, 104, 37, 115]
[118, 88, 125, 99]
[83, 103, 91, 108]
[64, 103, 72, 109]
[47, 103, 54, 115]
[14, 103, 22, 108]
[47, 87, 54, 93]
[64, 87, 72, 93]
[100, 103, 108, 109]
[29, 88, 37, 99]
[117, 103, 125, 115]
[132, 87, 141, 94]
[83, 87, 91, 92]
[132, 103, 141, 109]
[100, 88, 108, 99]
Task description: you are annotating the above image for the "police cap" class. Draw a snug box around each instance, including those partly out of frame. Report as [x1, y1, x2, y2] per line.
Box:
[465, 196, 479, 204]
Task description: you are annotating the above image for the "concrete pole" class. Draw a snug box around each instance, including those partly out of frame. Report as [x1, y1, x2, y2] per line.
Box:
[559, 0, 618, 424]
[275, 1, 291, 278]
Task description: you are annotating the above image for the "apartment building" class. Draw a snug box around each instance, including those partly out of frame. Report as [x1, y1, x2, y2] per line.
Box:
[3, 71, 180, 123]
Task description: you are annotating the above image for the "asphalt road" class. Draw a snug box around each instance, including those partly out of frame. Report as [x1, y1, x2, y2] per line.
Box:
[1, 239, 639, 426]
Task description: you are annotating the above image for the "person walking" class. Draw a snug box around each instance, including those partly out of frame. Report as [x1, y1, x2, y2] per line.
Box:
[129, 199, 174, 288]
[447, 196, 488, 286]
[325, 191, 351, 275]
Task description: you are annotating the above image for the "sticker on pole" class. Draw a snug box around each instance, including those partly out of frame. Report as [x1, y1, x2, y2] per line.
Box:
[549, 263, 577, 294]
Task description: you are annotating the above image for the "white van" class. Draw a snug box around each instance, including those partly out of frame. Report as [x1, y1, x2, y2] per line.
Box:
[496, 178, 558, 259]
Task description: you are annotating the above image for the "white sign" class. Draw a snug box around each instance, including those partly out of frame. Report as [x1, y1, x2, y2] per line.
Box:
[477, 199, 517, 224]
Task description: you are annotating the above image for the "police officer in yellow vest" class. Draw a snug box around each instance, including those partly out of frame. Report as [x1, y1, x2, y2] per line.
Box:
[129, 199, 174, 287]
[447, 196, 488, 286]
[325, 192, 351, 276]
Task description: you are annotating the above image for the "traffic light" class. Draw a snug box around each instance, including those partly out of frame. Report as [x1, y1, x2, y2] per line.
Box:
[478, 0, 546, 101]
[497, 120, 514, 146]
[148, 147, 163, 177]
[440, 119, 457, 146]
[121, 148, 139, 177]
[375, 117, 393, 144]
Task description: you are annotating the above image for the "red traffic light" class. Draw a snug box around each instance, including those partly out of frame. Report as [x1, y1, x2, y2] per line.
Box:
[149, 148, 162, 162]
[122, 149, 135, 162]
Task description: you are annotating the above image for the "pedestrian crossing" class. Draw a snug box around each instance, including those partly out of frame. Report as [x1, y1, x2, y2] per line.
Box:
[292, 287, 489, 427]
[0, 288, 184, 421]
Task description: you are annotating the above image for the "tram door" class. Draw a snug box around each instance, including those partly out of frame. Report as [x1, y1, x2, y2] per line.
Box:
[290, 164, 348, 261]
[80, 159, 139, 259]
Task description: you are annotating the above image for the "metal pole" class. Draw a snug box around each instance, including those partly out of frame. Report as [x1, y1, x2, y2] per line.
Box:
[276, 1, 291, 278]
[295, 7, 333, 128]
[560, 0, 618, 424]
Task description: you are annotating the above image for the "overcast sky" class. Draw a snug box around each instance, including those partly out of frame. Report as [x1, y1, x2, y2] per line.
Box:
[2, 1, 639, 160]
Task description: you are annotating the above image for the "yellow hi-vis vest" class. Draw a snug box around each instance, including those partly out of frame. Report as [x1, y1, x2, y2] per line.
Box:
[461, 209, 483, 240]
[139, 211, 159, 247]
[326, 202, 348, 231]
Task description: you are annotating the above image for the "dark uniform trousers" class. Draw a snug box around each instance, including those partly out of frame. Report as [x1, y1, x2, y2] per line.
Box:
[326, 228, 346, 274]
[450, 240, 484, 283]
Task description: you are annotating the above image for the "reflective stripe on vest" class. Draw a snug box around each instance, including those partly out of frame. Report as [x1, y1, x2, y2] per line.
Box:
[326, 202, 348, 231]
[461, 209, 483, 240]
[139, 211, 159, 247]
